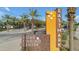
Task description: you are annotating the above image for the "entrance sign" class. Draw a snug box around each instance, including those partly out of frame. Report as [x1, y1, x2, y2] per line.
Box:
[26, 36, 41, 47]
[56, 9, 62, 48]
[46, 8, 62, 51]
[21, 34, 50, 51]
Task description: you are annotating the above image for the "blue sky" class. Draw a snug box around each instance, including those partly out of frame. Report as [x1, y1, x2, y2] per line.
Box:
[0, 7, 79, 22]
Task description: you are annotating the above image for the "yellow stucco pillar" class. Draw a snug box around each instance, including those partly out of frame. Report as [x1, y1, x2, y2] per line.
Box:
[46, 10, 60, 51]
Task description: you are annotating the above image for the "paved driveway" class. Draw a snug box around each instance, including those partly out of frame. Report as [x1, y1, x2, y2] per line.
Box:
[0, 33, 22, 51]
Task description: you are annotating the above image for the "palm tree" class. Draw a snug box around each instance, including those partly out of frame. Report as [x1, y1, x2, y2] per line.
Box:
[29, 9, 41, 33]
[10, 16, 16, 28]
[0, 20, 4, 29]
[20, 14, 29, 31]
[2, 14, 11, 31]
[67, 7, 76, 51]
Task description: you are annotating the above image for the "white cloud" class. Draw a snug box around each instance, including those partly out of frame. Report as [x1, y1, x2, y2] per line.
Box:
[0, 11, 5, 18]
[16, 16, 21, 19]
[75, 16, 79, 19]
[0, 10, 9, 19]
[63, 18, 67, 21]
[43, 18, 45, 21]
[4, 7, 10, 12]
[75, 16, 79, 23]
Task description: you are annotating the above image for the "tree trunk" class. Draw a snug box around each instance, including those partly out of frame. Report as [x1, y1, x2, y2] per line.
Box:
[6, 20, 9, 32]
[24, 22, 26, 31]
[67, 7, 76, 51]
[69, 18, 74, 51]
[31, 17, 34, 34]
[7, 24, 9, 32]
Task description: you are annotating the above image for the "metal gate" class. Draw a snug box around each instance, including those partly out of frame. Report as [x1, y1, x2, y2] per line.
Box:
[21, 33, 50, 51]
